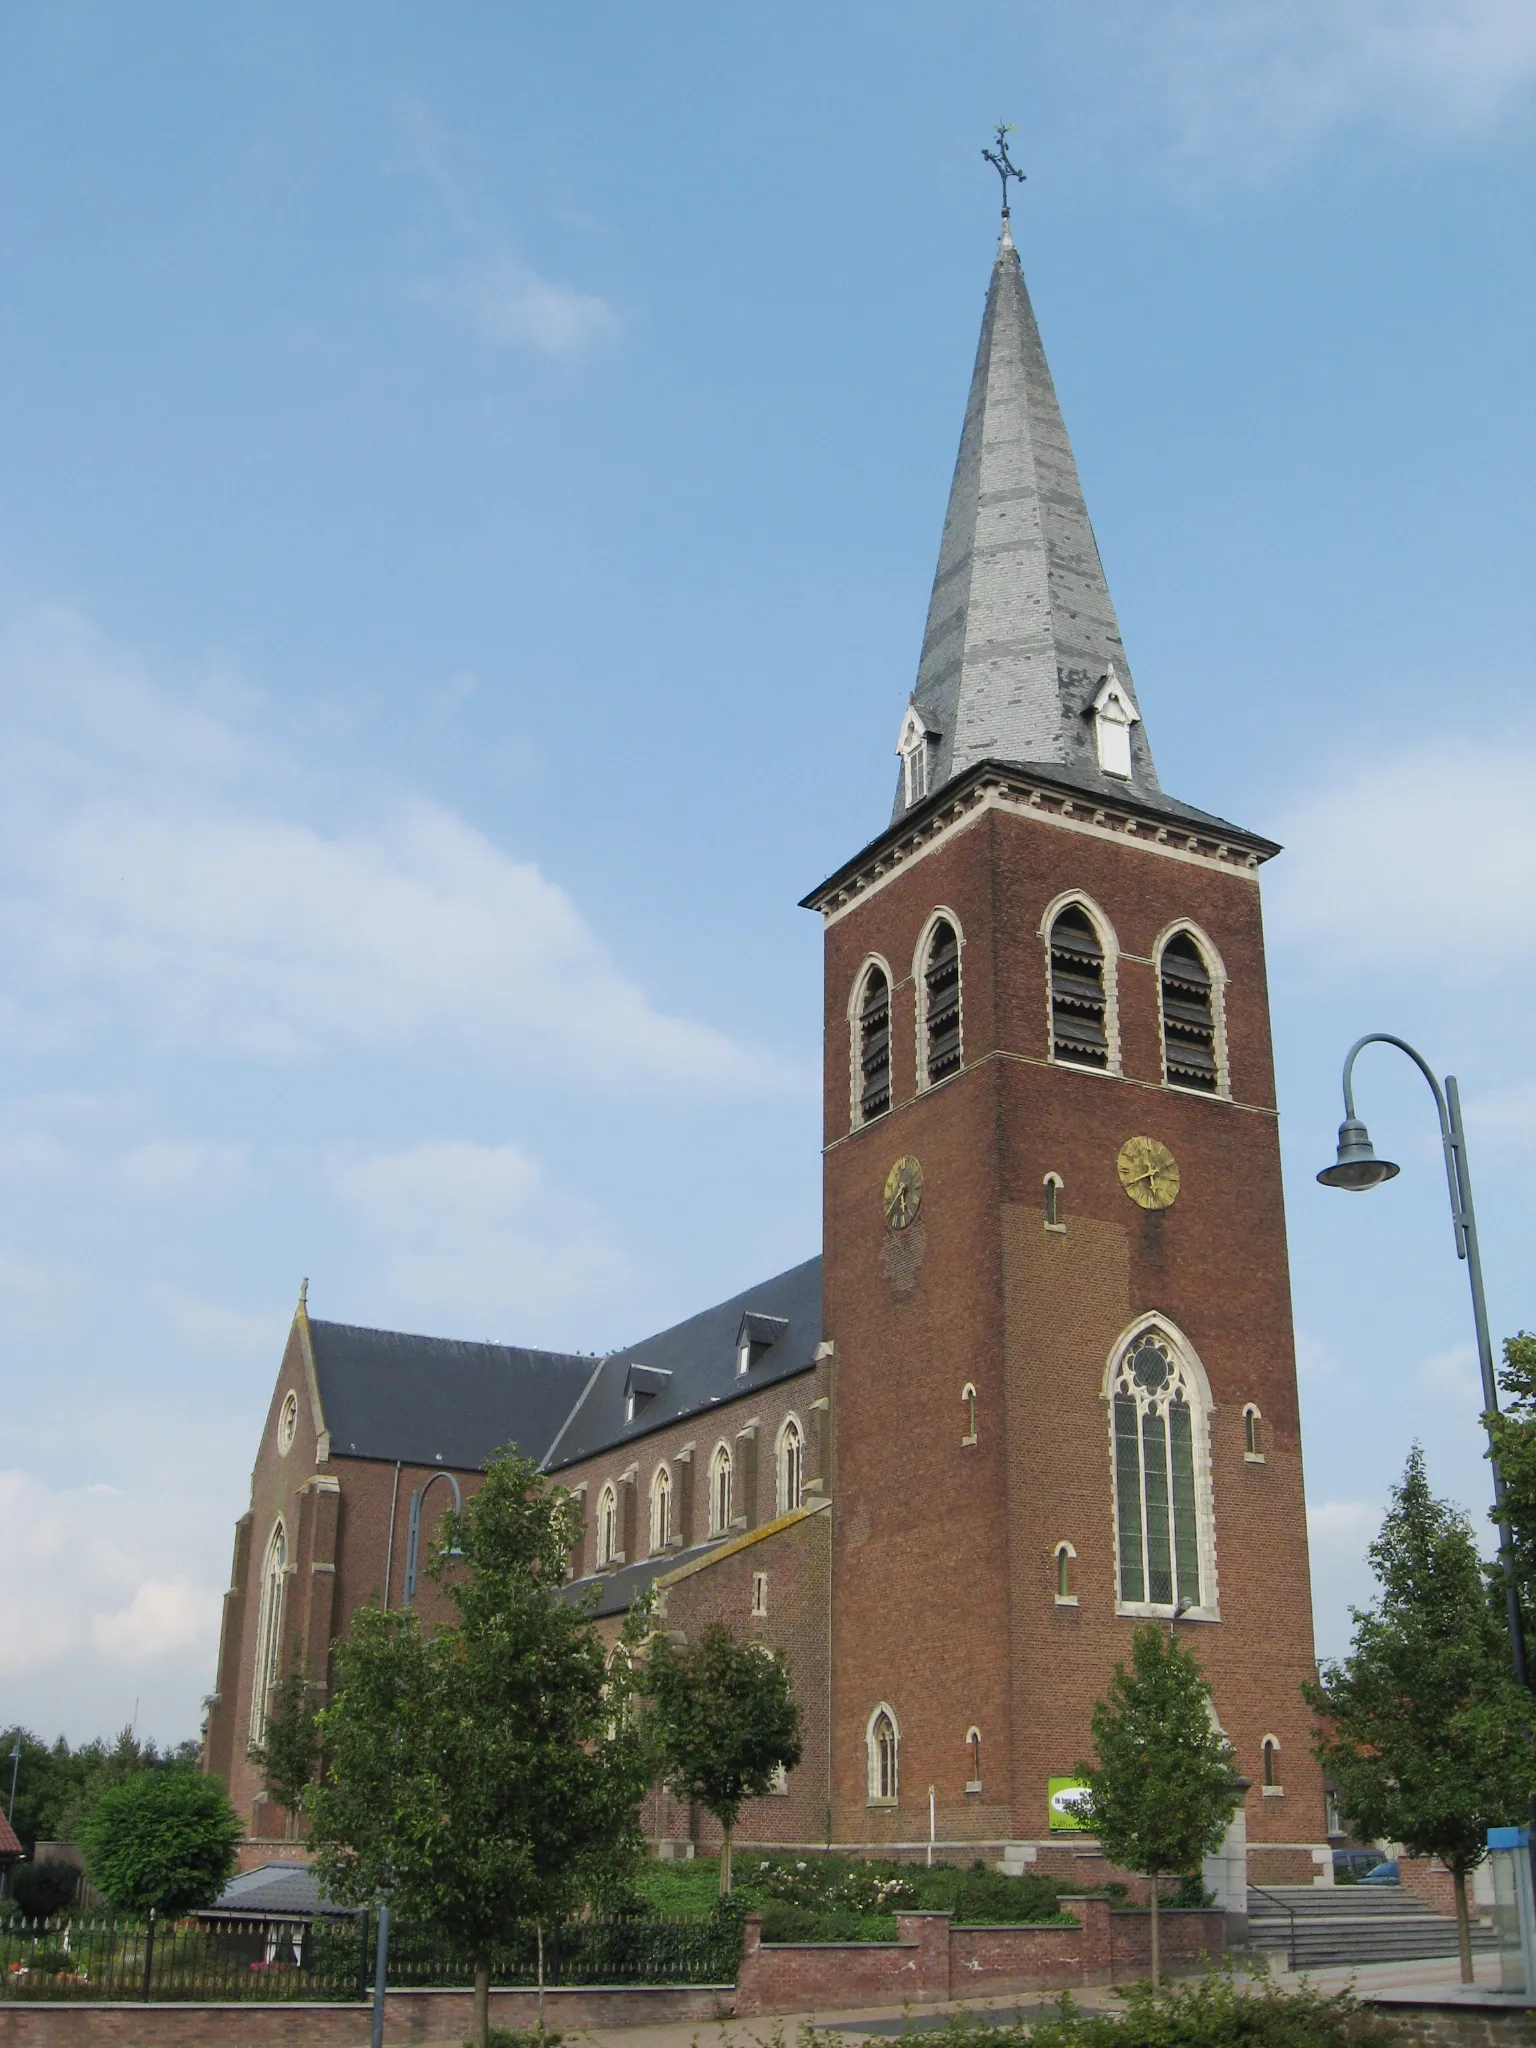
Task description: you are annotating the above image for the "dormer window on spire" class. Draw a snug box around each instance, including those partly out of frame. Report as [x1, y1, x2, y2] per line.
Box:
[1091, 670, 1139, 780]
[896, 704, 937, 809]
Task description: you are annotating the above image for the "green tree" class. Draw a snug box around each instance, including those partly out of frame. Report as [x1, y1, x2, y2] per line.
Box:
[1305, 1446, 1534, 1983]
[1, 1725, 199, 1857]
[247, 1669, 321, 1836]
[308, 1449, 648, 2048]
[79, 1771, 242, 1998]
[1483, 1332, 1536, 1626]
[1076, 1623, 1240, 1987]
[644, 1623, 803, 1896]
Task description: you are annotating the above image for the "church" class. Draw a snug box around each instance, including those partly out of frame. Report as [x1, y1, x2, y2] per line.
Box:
[202, 193, 1330, 1890]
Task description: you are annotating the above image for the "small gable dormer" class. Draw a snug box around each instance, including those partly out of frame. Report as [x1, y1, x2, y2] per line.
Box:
[1090, 667, 1139, 780]
[736, 1310, 789, 1377]
[623, 1361, 672, 1423]
[896, 702, 939, 808]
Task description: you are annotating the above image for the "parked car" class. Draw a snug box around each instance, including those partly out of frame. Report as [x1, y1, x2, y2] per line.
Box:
[1333, 1850, 1388, 1882]
[1361, 1860, 1400, 1886]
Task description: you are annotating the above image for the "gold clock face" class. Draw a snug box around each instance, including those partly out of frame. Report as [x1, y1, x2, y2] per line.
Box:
[883, 1155, 924, 1230]
[1117, 1136, 1180, 1211]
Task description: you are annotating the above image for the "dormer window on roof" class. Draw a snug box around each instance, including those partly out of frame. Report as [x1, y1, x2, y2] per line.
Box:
[896, 703, 938, 809]
[623, 1361, 672, 1424]
[1091, 669, 1139, 781]
[736, 1311, 789, 1377]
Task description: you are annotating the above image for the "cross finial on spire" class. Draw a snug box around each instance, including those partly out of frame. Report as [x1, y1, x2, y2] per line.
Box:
[982, 122, 1026, 221]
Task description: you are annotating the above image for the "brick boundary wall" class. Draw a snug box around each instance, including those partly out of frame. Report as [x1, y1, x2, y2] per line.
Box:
[1398, 1856, 1460, 1919]
[1365, 2003, 1536, 2047]
[0, 1982, 731, 2048]
[735, 1904, 1226, 2015]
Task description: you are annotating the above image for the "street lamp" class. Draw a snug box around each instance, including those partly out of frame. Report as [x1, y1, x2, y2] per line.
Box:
[7, 1735, 20, 1823]
[402, 1471, 464, 1608]
[1316, 1032, 1526, 1691]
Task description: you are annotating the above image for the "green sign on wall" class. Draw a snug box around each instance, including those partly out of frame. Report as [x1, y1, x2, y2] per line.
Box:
[1047, 1777, 1093, 1832]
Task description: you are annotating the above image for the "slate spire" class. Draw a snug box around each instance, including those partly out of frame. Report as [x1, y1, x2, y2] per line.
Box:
[894, 220, 1158, 819]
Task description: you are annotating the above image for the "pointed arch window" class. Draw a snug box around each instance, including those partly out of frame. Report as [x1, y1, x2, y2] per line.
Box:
[1044, 1173, 1064, 1230]
[1055, 1542, 1077, 1603]
[1110, 1328, 1211, 1613]
[921, 919, 962, 1085]
[1049, 907, 1110, 1069]
[1160, 932, 1219, 1093]
[777, 1418, 804, 1515]
[855, 967, 891, 1125]
[961, 1383, 978, 1446]
[596, 1484, 619, 1568]
[649, 1465, 672, 1553]
[710, 1444, 733, 1537]
[867, 1706, 899, 1805]
[966, 1726, 982, 1791]
[249, 1519, 287, 1745]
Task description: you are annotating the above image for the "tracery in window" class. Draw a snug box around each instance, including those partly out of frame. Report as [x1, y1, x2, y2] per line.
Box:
[650, 1465, 671, 1553]
[867, 1705, 899, 1804]
[596, 1484, 619, 1568]
[921, 918, 962, 1086]
[855, 966, 892, 1124]
[249, 1519, 287, 1745]
[710, 1443, 733, 1536]
[1049, 906, 1110, 1070]
[778, 1418, 804, 1515]
[1110, 1327, 1211, 1613]
[1160, 931, 1219, 1093]
[277, 1390, 298, 1455]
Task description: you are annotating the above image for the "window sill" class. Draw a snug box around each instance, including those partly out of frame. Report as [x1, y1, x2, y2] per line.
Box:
[1054, 1594, 1079, 1608]
[1115, 1600, 1219, 1623]
[1044, 1222, 1067, 1235]
[964, 1781, 982, 1796]
[866, 1797, 897, 1810]
[1261, 1784, 1285, 1798]
[1163, 1080, 1234, 1104]
[1244, 1452, 1267, 1465]
[961, 1433, 977, 1448]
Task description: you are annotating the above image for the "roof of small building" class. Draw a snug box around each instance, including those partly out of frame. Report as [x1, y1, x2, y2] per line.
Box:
[0, 1812, 21, 1859]
[203, 1862, 355, 1919]
[308, 1321, 598, 1469]
[542, 1256, 822, 1474]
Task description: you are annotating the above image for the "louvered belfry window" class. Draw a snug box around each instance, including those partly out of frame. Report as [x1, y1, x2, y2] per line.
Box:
[1049, 907, 1109, 1068]
[857, 967, 892, 1122]
[1160, 933, 1218, 1092]
[923, 920, 962, 1085]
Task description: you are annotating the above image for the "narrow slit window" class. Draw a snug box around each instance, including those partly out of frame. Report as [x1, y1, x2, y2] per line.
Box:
[1262, 1738, 1280, 1788]
[962, 1384, 977, 1444]
[1049, 907, 1109, 1069]
[1244, 1407, 1262, 1457]
[1056, 1545, 1073, 1599]
[922, 920, 962, 1085]
[1111, 1330, 1208, 1613]
[1044, 1174, 1063, 1229]
[650, 1466, 671, 1552]
[752, 1571, 768, 1617]
[1160, 932, 1219, 1093]
[967, 1728, 982, 1788]
[597, 1485, 618, 1567]
[778, 1419, 804, 1514]
[857, 968, 892, 1124]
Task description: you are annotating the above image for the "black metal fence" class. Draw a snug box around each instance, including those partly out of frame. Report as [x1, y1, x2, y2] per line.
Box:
[0, 1912, 739, 2002]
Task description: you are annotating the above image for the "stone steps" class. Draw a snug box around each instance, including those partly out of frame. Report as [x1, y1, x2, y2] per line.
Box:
[1245, 1886, 1495, 1968]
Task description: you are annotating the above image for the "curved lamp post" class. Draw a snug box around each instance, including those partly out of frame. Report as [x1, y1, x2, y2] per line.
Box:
[403, 1471, 464, 1609]
[1317, 1032, 1526, 1691]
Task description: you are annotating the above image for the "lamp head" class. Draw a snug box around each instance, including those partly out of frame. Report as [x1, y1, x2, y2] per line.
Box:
[1317, 1117, 1400, 1191]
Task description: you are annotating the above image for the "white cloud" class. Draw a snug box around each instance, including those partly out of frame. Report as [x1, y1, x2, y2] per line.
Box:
[0, 1470, 222, 1683]
[1308, 1497, 1381, 1550]
[0, 608, 785, 1095]
[1417, 1340, 1480, 1400]
[1308, 1497, 1382, 1656]
[1267, 733, 1536, 983]
[331, 1138, 637, 1332]
[411, 258, 619, 358]
[1133, 0, 1536, 171]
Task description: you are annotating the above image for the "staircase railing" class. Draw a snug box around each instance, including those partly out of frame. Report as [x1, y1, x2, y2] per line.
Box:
[1246, 1884, 1297, 1972]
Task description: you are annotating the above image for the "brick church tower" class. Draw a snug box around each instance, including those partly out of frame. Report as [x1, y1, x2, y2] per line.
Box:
[803, 216, 1329, 1883]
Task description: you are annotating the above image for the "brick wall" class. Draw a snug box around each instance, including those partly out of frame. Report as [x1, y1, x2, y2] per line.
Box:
[0, 1984, 730, 2048]
[1399, 1856, 1459, 1919]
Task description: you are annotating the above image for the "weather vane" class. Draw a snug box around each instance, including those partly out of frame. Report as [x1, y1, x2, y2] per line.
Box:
[982, 122, 1026, 221]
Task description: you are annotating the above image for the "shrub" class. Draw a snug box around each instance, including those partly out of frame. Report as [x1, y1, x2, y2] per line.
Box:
[8, 1862, 79, 1918]
[465, 2032, 563, 2048]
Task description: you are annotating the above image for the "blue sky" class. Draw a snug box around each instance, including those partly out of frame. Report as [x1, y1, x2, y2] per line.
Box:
[1, 1, 1533, 1742]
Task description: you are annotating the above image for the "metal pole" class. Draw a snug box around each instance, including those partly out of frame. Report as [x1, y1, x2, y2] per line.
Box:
[7, 1737, 20, 1822]
[370, 1900, 390, 2048]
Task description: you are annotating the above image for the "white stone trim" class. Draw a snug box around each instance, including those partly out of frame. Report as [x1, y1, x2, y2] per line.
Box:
[1040, 890, 1123, 1077]
[1153, 918, 1231, 1100]
[848, 953, 896, 1131]
[912, 906, 964, 1094]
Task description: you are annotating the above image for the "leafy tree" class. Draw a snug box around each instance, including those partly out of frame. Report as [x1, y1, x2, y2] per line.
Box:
[1, 1725, 199, 1856]
[1483, 1331, 1536, 1627]
[1076, 1623, 1239, 1986]
[308, 1449, 649, 2048]
[247, 1669, 321, 1836]
[79, 1771, 242, 1998]
[1306, 1446, 1534, 1983]
[644, 1623, 803, 1896]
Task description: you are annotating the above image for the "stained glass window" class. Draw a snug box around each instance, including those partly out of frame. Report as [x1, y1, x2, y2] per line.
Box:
[1112, 1332, 1206, 1610]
